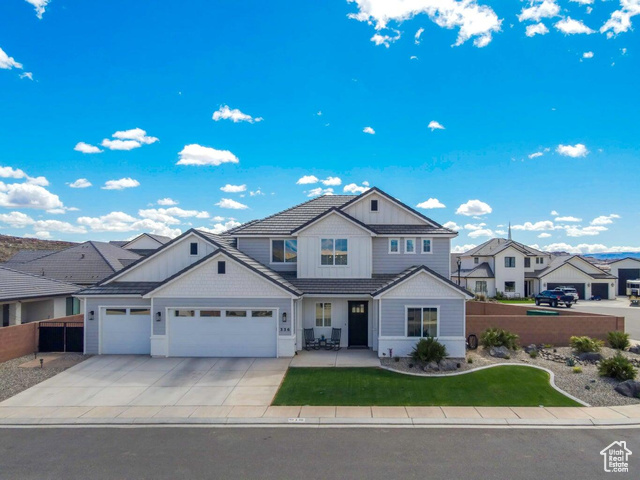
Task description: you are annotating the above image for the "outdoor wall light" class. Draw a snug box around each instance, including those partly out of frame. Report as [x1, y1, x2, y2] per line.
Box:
[89, 311, 94, 321]
[282, 312, 287, 323]
[587, 283, 591, 287]
[156, 312, 162, 322]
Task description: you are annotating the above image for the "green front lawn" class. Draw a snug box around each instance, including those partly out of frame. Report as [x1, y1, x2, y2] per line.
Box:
[272, 366, 579, 407]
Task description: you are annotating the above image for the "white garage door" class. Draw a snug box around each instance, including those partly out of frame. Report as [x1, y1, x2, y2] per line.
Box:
[101, 307, 151, 354]
[168, 308, 277, 357]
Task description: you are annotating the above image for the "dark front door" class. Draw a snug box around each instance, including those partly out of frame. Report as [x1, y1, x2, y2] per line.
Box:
[2, 304, 9, 327]
[348, 301, 368, 348]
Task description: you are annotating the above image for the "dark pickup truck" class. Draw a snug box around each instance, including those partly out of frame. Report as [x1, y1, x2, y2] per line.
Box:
[535, 290, 574, 308]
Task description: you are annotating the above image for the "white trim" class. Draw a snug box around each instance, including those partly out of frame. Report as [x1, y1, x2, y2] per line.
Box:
[404, 238, 416, 255]
[76, 295, 143, 299]
[292, 210, 376, 236]
[378, 335, 464, 341]
[404, 305, 440, 338]
[388, 238, 400, 254]
[83, 297, 88, 355]
[319, 238, 349, 267]
[301, 294, 371, 298]
[375, 233, 457, 238]
[342, 189, 438, 227]
[421, 238, 433, 254]
[122, 233, 164, 249]
[374, 269, 473, 299]
[314, 302, 332, 328]
[189, 241, 199, 257]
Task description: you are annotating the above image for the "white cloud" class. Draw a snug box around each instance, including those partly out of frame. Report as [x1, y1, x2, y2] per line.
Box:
[410, 55, 419, 60]
[543, 242, 640, 254]
[74, 142, 102, 154]
[348, 0, 502, 48]
[112, 128, 159, 145]
[428, 120, 445, 131]
[443, 221, 461, 230]
[538, 232, 552, 238]
[101, 139, 142, 151]
[456, 199, 492, 216]
[363, 126, 376, 135]
[68, 178, 92, 189]
[77, 211, 181, 237]
[601, 1, 640, 37]
[102, 178, 140, 190]
[296, 175, 319, 185]
[528, 151, 544, 159]
[525, 23, 549, 37]
[556, 143, 589, 157]
[590, 214, 620, 225]
[198, 220, 242, 235]
[565, 225, 608, 237]
[551, 210, 559, 216]
[0, 47, 23, 70]
[452, 244, 477, 254]
[215, 198, 249, 210]
[416, 198, 445, 209]
[518, 1, 559, 22]
[555, 17, 595, 34]
[25, 0, 50, 19]
[0, 211, 35, 228]
[138, 207, 209, 224]
[555, 216, 581, 222]
[0, 166, 27, 180]
[220, 184, 247, 193]
[495, 229, 506, 235]
[212, 105, 263, 123]
[177, 144, 239, 166]
[582, 51, 594, 58]
[19, 72, 33, 80]
[468, 228, 494, 238]
[371, 32, 400, 47]
[511, 220, 556, 231]
[32, 219, 86, 234]
[157, 198, 178, 206]
[250, 188, 264, 196]
[321, 176, 342, 186]
[464, 223, 486, 231]
[26, 176, 49, 187]
[0, 182, 63, 210]
[343, 183, 371, 194]
[570, 0, 593, 4]
[415, 27, 425, 44]
[307, 187, 334, 197]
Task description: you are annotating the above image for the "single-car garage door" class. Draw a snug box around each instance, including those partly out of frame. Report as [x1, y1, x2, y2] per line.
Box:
[618, 269, 640, 296]
[547, 283, 586, 300]
[591, 283, 609, 299]
[101, 307, 151, 354]
[168, 308, 277, 357]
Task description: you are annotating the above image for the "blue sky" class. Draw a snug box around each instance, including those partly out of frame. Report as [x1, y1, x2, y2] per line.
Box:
[0, 0, 638, 253]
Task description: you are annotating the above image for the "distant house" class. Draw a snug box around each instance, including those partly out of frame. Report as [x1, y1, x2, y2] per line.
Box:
[0, 267, 79, 327]
[608, 257, 640, 296]
[451, 237, 616, 299]
[110, 233, 171, 257]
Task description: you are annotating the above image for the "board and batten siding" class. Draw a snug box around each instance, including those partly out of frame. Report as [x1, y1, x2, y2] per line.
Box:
[372, 237, 450, 277]
[236, 237, 297, 273]
[296, 213, 372, 278]
[343, 192, 424, 225]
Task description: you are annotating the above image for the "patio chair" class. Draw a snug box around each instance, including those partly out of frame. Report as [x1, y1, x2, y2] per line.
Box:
[304, 328, 319, 351]
[325, 328, 342, 351]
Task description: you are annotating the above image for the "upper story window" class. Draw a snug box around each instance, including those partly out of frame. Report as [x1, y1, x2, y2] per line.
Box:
[370, 199, 379, 212]
[422, 239, 432, 254]
[190, 242, 198, 256]
[321, 238, 348, 266]
[474, 257, 479, 264]
[505, 257, 516, 268]
[405, 238, 416, 254]
[271, 239, 297, 263]
[536, 257, 543, 265]
[389, 238, 399, 254]
[524, 257, 531, 268]
[217, 261, 226, 274]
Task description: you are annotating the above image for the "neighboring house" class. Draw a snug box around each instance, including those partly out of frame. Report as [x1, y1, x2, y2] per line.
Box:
[452, 238, 617, 299]
[110, 233, 171, 257]
[0, 266, 80, 327]
[77, 187, 472, 358]
[608, 257, 640, 296]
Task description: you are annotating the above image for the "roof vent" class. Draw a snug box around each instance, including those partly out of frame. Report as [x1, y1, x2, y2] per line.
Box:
[80, 254, 85, 259]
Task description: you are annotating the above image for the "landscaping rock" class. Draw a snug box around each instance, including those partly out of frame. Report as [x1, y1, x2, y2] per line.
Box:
[614, 380, 640, 398]
[424, 361, 439, 371]
[629, 345, 640, 355]
[438, 359, 458, 371]
[524, 344, 538, 354]
[489, 346, 511, 358]
[577, 352, 603, 363]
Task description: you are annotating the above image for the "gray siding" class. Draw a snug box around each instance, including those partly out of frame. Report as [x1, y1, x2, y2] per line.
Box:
[84, 297, 151, 354]
[380, 298, 464, 337]
[152, 297, 292, 336]
[373, 237, 451, 277]
[236, 237, 297, 273]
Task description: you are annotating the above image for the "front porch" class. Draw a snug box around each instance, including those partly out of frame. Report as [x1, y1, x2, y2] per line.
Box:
[290, 348, 380, 367]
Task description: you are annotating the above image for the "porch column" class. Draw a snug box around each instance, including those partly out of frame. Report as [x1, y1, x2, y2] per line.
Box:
[10, 302, 22, 325]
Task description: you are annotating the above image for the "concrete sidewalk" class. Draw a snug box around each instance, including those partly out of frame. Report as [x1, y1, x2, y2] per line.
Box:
[2, 404, 639, 427]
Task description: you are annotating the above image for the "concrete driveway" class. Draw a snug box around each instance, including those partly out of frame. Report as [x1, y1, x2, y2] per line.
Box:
[0, 356, 291, 418]
[570, 297, 640, 341]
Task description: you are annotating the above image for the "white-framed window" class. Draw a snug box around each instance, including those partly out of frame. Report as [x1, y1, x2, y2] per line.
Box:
[389, 238, 400, 254]
[474, 257, 479, 264]
[505, 257, 516, 268]
[271, 239, 297, 263]
[504, 282, 516, 292]
[536, 257, 543, 265]
[475, 281, 487, 293]
[190, 242, 198, 256]
[524, 257, 531, 268]
[405, 238, 416, 254]
[421, 238, 432, 254]
[370, 199, 379, 212]
[321, 238, 348, 265]
[315, 302, 332, 327]
[406, 307, 438, 338]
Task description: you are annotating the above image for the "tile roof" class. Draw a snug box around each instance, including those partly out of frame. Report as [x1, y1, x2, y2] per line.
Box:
[372, 265, 474, 298]
[0, 266, 80, 302]
[4, 250, 59, 264]
[457, 262, 494, 278]
[462, 238, 547, 257]
[282, 274, 397, 295]
[79, 282, 162, 296]
[8, 242, 141, 285]
[370, 224, 453, 235]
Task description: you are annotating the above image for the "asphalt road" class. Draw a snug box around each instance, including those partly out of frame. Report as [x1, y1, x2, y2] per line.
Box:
[0, 427, 638, 479]
[570, 298, 640, 341]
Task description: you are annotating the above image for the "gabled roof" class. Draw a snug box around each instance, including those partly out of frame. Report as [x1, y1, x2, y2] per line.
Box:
[282, 274, 397, 295]
[4, 249, 58, 264]
[0, 266, 80, 302]
[122, 233, 171, 249]
[7, 242, 141, 285]
[456, 262, 494, 279]
[373, 265, 474, 298]
[608, 256, 640, 265]
[535, 255, 616, 280]
[290, 207, 376, 235]
[462, 238, 548, 257]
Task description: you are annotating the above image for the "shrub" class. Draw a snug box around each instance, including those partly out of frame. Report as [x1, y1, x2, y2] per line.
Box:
[608, 331, 630, 351]
[410, 338, 448, 364]
[566, 357, 576, 367]
[570, 336, 604, 354]
[529, 350, 538, 359]
[598, 354, 637, 381]
[467, 357, 473, 364]
[572, 366, 582, 374]
[480, 328, 519, 350]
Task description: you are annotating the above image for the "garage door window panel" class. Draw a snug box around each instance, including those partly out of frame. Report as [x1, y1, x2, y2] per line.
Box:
[251, 310, 273, 318]
[106, 308, 127, 315]
[130, 309, 150, 315]
[200, 310, 221, 317]
[175, 310, 195, 317]
[226, 310, 247, 317]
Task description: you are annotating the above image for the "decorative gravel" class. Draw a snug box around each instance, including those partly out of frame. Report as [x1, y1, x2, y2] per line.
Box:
[0, 353, 89, 403]
[382, 348, 640, 407]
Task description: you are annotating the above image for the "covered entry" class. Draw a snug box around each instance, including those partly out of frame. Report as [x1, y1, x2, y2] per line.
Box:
[100, 307, 151, 354]
[547, 283, 585, 300]
[167, 308, 277, 357]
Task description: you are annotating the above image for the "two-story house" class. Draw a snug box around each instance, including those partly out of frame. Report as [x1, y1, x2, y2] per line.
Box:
[452, 237, 616, 300]
[77, 187, 472, 359]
